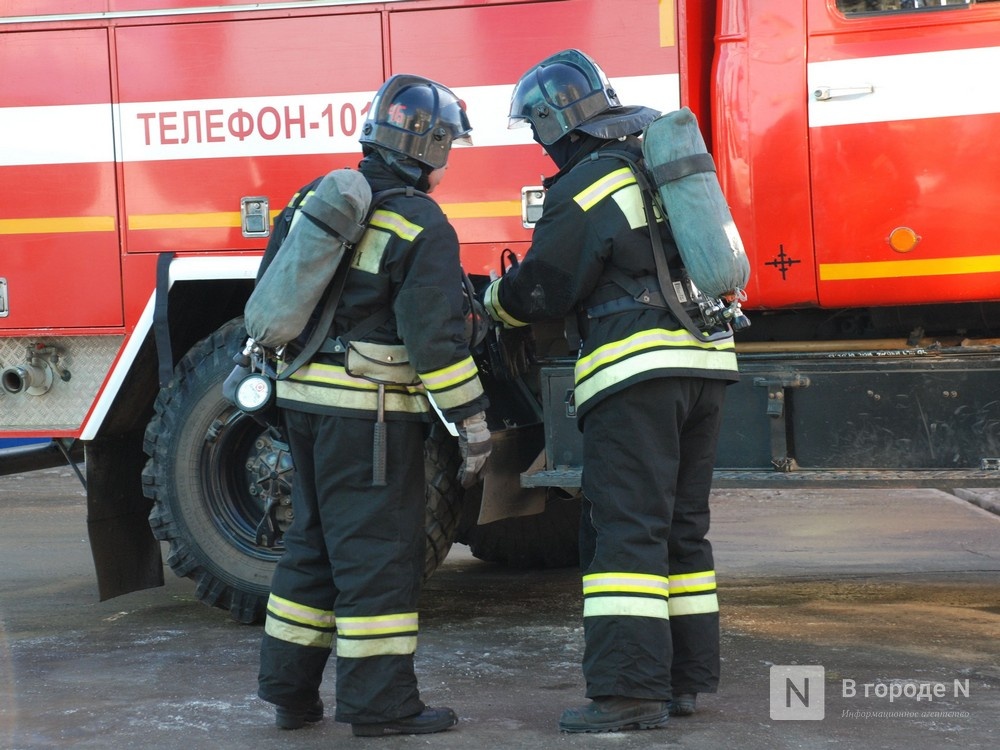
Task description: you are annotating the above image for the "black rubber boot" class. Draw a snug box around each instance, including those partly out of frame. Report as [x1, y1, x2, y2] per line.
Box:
[275, 699, 324, 730]
[351, 706, 458, 737]
[559, 697, 670, 733]
[670, 693, 698, 716]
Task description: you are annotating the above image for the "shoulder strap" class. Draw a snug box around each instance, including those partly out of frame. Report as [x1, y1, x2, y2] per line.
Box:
[590, 150, 709, 340]
[276, 185, 430, 379]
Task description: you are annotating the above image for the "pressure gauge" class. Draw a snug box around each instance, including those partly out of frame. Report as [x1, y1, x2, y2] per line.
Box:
[235, 372, 274, 413]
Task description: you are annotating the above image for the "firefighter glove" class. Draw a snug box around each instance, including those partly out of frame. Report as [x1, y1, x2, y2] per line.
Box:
[457, 411, 492, 488]
[481, 277, 525, 330]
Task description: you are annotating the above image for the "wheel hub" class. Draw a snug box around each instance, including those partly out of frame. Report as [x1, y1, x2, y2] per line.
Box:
[245, 428, 295, 534]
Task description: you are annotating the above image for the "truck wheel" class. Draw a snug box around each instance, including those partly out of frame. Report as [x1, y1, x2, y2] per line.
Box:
[458, 487, 581, 568]
[141, 317, 463, 624]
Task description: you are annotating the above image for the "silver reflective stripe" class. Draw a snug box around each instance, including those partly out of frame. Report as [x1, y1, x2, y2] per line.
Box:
[420, 356, 479, 391]
[336, 635, 418, 658]
[583, 596, 670, 619]
[574, 345, 737, 408]
[267, 593, 336, 628]
[668, 592, 719, 617]
[574, 167, 635, 211]
[265, 615, 335, 648]
[611, 182, 649, 230]
[277, 378, 430, 414]
[336, 612, 419, 636]
[583, 571, 670, 597]
[335, 612, 419, 657]
[582, 571, 670, 619]
[576, 328, 734, 380]
[483, 278, 529, 328]
[669, 570, 717, 595]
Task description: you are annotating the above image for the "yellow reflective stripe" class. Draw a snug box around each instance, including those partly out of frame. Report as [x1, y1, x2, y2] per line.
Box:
[669, 570, 717, 595]
[573, 328, 736, 409]
[483, 278, 529, 328]
[278, 362, 429, 413]
[583, 596, 670, 619]
[574, 346, 737, 408]
[285, 362, 423, 392]
[292, 188, 315, 208]
[265, 614, 335, 648]
[277, 379, 430, 414]
[336, 612, 419, 637]
[286, 189, 318, 232]
[426, 377, 484, 410]
[577, 328, 735, 381]
[420, 357, 485, 409]
[420, 356, 479, 392]
[336, 635, 417, 658]
[582, 572, 670, 598]
[369, 208, 422, 242]
[333, 613, 419, 657]
[668, 593, 719, 617]
[574, 167, 636, 212]
[575, 346, 737, 408]
[582, 572, 670, 619]
[267, 593, 336, 628]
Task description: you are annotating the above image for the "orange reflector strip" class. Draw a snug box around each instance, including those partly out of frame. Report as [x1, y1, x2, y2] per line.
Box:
[660, 0, 676, 47]
[820, 255, 1000, 281]
[0, 216, 115, 234]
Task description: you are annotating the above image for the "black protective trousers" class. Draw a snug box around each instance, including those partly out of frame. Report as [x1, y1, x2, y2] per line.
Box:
[579, 376, 726, 700]
[257, 409, 428, 724]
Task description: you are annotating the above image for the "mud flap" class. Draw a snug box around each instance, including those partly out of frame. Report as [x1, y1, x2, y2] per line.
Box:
[86, 431, 163, 600]
[478, 424, 547, 524]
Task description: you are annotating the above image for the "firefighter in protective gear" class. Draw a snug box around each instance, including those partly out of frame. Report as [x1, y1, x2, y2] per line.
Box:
[257, 74, 490, 736]
[483, 49, 738, 733]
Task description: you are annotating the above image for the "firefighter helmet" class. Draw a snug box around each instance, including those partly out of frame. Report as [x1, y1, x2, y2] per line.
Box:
[360, 74, 472, 170]
[508, 49, 658, 146]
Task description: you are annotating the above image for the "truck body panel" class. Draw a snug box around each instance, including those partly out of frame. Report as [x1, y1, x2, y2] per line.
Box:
[2, 0, 999, 615]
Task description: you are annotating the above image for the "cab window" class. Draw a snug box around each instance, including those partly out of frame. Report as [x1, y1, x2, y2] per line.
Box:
[837, 0, 986, 14]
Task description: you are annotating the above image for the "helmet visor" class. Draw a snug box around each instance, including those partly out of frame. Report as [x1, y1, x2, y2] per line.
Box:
[439, 94, 474, 146]
[506, 49, 619, 145]
[361, 75, 473, 168]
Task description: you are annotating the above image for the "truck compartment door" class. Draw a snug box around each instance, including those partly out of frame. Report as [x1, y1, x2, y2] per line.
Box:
[115, 12, 386, 255]
[0, 28, 122, 329]
[807, 1, 1000, 308]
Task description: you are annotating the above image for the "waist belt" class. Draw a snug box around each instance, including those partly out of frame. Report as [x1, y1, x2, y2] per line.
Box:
[585, 270, 708, 323]
[584, 272, 670, 319]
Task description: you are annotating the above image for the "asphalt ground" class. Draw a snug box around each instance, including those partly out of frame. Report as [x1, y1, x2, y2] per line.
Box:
[0, 467, 998, 749]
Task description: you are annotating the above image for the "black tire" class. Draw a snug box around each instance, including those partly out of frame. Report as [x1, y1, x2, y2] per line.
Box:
[141, 318, 463, 624]
[458, 486, 582, 569]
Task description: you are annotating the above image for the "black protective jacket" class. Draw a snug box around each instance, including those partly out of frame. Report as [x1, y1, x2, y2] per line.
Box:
[276, 156, 487, 423]
[484, 136, 738, 420]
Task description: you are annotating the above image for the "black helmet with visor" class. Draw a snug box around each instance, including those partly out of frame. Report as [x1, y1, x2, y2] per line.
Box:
[360, 74, 472, 169]
[508, 49, 658, 146]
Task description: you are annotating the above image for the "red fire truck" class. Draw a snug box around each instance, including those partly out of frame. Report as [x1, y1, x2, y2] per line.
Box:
[2, 0, 999, 622]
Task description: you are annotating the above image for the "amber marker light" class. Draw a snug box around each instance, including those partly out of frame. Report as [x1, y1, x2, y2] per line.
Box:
[887, 226, 921, 253]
